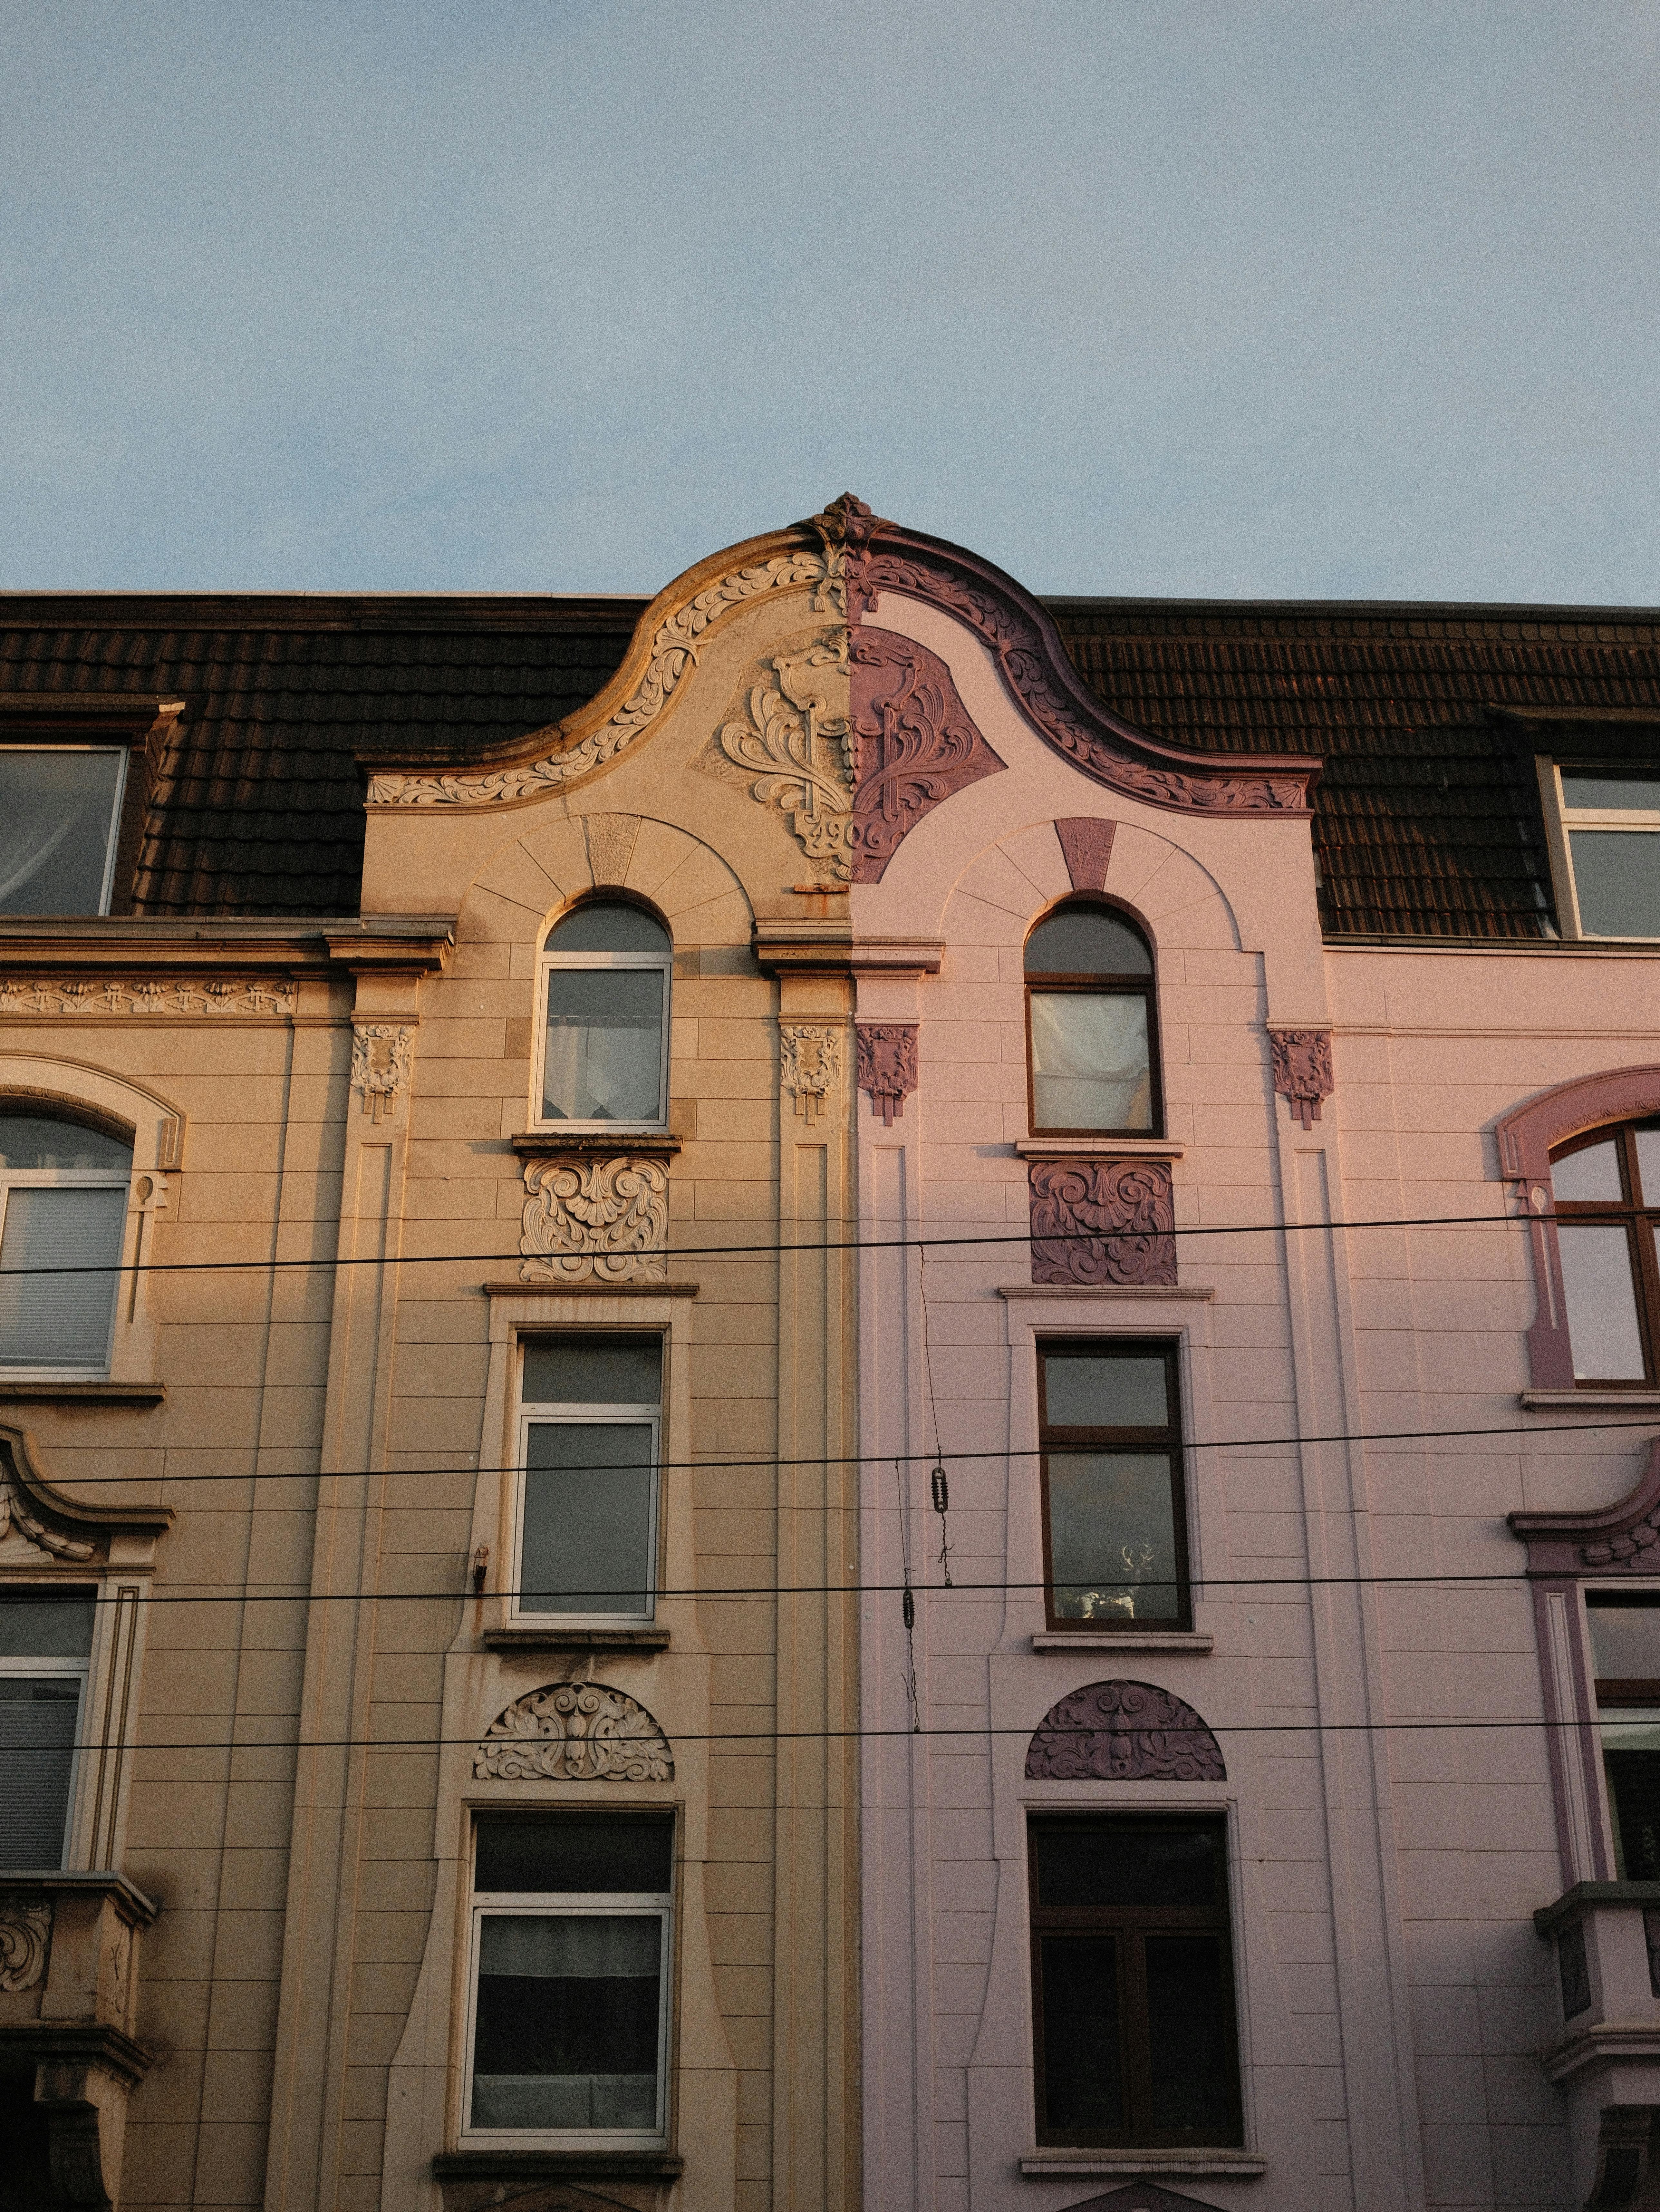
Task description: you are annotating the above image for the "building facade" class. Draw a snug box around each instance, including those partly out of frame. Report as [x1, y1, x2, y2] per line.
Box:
[2, 504, 1660, 2212]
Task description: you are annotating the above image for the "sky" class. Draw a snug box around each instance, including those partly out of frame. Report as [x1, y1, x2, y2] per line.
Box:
[2, 0, 1657, 603]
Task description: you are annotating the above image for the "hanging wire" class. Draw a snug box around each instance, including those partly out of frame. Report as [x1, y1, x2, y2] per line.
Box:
[918, 1241, 953, 1587]
[895, 1458, 921, 1733]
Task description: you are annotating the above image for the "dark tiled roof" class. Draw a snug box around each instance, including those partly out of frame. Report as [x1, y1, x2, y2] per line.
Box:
[4, 591, 1660, 935]
[1048, 599, 1660, 938]
[0, 596, 640, 915]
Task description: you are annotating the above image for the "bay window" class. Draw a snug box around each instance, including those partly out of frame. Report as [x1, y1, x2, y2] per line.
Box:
[1587, 1593, 1660, 1881]
[537, 901, 671, 1129]
[0, 1586, 94, 1870]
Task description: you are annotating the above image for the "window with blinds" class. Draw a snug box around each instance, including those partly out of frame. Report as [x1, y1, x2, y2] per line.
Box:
[0, 1114, 131, 1374]
[0, 1587, 94, 1870]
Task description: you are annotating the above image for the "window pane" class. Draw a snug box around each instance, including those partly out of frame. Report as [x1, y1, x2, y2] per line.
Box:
[1557, 1224, 1646, 1380]
[0, 1590, 94, 1659]
[1035, 1823, 1219, 1911]
[0, 1187, 125, 1370]
[520, 1422, 654, 1615]
[1636, 1127, 1660, 1205]
[522, 1335, 661, 1408]
[543, 969, 665, 1122]
[1551, 1137, 1623, 1203]
[472, 1913, 661, 2131]
[1562, 768, 1660, 812]
[1569, 830, 1660, 937]
[545, 902, 671, 954]
[0, 1677, 79, 1869]
[1043, 1352, 1169, 1431]
[476, 1818, 672, 1896]
[1038, 1933, 1123, 2133]
[1026, 908, 1151, 976]
[1047, 1451, 1179, 1621]
[0, 752, 122, 916]
[1589, 1601, 1660, 1682]
[1601, 1717, 1660, 1879]
[1144, 1934, 1234, 2134]
[0, 1116, 129, 1172]
[1030, 993, 1151, 1132]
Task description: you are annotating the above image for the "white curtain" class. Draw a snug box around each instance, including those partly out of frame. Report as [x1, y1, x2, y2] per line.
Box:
[471, 2071, 656, 2130]
[0, 1187, 126, 1368]
[542, 1017, 662, 1122]
[1029, 993, 1151, 1131]
[479, 1914, 659, 1980]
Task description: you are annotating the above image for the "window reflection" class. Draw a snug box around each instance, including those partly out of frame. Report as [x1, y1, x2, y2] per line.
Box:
[1038, 1344, 1186, 1627]
[1551, 1121, 1660, 1386]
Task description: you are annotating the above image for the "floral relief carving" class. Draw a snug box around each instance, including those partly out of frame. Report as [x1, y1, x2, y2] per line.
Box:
[0, 1895, 52, 1991]
[719, 634, 854, 885]
[1269, 1028, 1334, 1129]
[1581, 1517, 1660, 1571]
[520, 1155, 669, 1284]
[779, 1023, 843, 1125]
[371, 548, 836, 807]
[847, 627, 1004, 881]
[1028, 1159, 1176, 1287]
[0, 1463, 95, 1561]
[0, 978, 295, 1018]
[855, 1024, 919, 1127]
[350, 1024, 414, 1121]
[1025, 1679, 1226, 1782]
[476, 1681, 674, 1782]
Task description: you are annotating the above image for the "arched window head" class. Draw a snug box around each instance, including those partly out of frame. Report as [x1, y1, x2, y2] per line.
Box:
[0, 1110, 132, 1374]
[1024, 902, 1160, 1137]
[537, 901, 672, 1128]
[1550, 1118, 1660, 1384]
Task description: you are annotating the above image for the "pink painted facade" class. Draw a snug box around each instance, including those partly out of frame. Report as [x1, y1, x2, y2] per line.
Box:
[843, 539, 1660, 2211]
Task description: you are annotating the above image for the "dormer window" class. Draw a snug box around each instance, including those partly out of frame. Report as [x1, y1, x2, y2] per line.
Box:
[1539, 762, 1660, 941]
[536, 902, 671, 1130]
[1025, 902, 1160, 1137]
[0, 749, 127, 916]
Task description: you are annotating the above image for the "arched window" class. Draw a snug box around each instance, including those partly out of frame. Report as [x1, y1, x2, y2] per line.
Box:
[0, 1113, 131, 1374]
[1550, 1119, 1660, 1383]
[537, 902, 671, 1129]
[1025, 903, 1159, 1137]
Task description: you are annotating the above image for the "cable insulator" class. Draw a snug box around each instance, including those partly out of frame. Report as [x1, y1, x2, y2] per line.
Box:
[931, 1466, 949, 1515]
[902, 1587, 915, 1631]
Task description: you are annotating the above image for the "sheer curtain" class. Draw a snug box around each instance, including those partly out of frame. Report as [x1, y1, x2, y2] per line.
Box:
[1030, 993, 1151, 1130]
[542, 970, 665, 1122]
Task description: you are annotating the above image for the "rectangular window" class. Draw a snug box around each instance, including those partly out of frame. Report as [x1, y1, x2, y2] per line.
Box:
[1038, 1341, 1187, 1629]
[1029, 1815, 1241, 2149]
[0, 1586, 95, 1869]
[1551, 763, 1660, 941]
[466, 1814, 673, 2141]
[514, 1335, 663, 1621]
[1588, 1594, 1660, 1878]
[0, 749, 127, 917]
[0, 1118, 133, 1376]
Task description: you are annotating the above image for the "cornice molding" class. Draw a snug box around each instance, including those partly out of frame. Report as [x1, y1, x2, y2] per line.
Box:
[0, 1421, 171, 1564]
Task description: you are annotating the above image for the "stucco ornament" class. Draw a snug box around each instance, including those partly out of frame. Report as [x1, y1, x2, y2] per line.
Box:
[0, 1462, 95, 1561]
[476, 1681, 674, 1782]
[350, 1023, 414, 1121]
[779, 1023, 843, 1125]
[1025, 1679, 1226, 1782]
[855, 1024, 919, 1127]
[1028, 1159, 1176, 1288]
[0, 978, 295, 1017]
[0, 1895, 52, 1991]
[519, 1155, 669, 1284]
[847, 627, 1005, 881]
[369, 548, 835, 806]
[719, 635, 855, 885]
[1269, 1028, 1334, 1129]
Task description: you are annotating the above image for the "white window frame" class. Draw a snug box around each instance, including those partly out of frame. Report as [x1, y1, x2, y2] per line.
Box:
[510, 1345, 663, 1627]
[0, 1147, 133, 1382]
[0, 744, 128, 918]
[532, 911, 672, 1134]
[0, 1589, 92, 1871]
[461, 1879, 673, 2149]
[1538, 758, 1660, 944]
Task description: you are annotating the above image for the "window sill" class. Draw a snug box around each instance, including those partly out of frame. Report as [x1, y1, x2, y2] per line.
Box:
[0, 1380, 166, 1404]
[999, 1283, 1214, 1302]
[1520, 1390, 1660, 1410]
[434, 2149, 682, 2183]
[1014, 1138, 1183, 1161]
[1019, 2150, 1264, 2179]
[481, 1280, 698, 1299]
[1031, 1630, 1213, 1654]
[511, 1130, 681, 1160]
[484, 1626, 670, 1654]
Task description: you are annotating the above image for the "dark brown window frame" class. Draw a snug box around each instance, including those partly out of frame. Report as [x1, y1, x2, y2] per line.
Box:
[1037, 1339, 1190, 1633]
[1023, 898, 1163, 1140]
[1551, 1120, 1660, 1387]
[1027, 1812, 1243, 2151]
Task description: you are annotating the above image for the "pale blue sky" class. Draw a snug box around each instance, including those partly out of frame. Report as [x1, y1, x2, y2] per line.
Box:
[3, 1, 1656, 601]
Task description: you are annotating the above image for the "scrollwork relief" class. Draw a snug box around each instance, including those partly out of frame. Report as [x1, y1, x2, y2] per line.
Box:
[476, 1681, 673, 1782]
[351, 1024, 414, 1122]
[0, 1895, 52, 1991]
[520, 1155, 669, 1284]
[0, 979, 295, 1018]
[718, 634, 854, 884]
[1028, 1158, 1176, 1288]
[0, 1463, 95, 1561]
[1269, 1028, 1334, 1130]
[1025, 1679, 1226, 1782]
[848, 627, 1004, 881]
[779, 1023, 843, 1125]
[855, 1024, 919, 1127]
